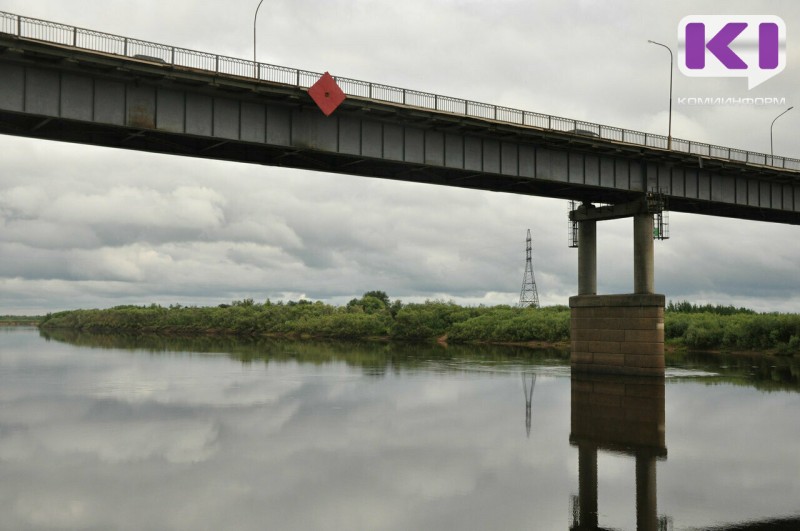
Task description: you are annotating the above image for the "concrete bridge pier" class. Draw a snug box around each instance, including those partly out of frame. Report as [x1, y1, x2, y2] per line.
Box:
[633, 213, 655, 295]
[577, 207, 596, 296]
[570, 200, 665, 376]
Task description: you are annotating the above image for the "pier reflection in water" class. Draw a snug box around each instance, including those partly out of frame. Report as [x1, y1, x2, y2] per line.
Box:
[569, 373, 670, 531]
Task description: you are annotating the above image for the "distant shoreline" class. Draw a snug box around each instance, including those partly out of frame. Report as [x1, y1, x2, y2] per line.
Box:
[22, 295, 800, 358]
[0, 321, 40, 327]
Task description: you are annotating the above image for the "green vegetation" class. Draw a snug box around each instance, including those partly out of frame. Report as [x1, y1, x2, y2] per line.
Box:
[666, 300, 756, 315]
[37, 295, 800, 356]
[0, 315, 42, 325]
[665, 300, 800, 355]
[447, 305, 570, 343]
[40, 294, 572, 345]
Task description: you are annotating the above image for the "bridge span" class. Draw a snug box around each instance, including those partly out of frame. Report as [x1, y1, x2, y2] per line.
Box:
[0, 11, 798, 226]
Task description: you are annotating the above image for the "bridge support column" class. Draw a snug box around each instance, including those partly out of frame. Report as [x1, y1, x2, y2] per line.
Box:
[570, 200, 664, 376]
[578, 217, 597, 296]
[634, 213, 654, 294]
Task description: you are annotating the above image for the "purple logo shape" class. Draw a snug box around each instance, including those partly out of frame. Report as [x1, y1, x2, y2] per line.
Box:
[678, 15, 786, 89]
[686, 22, 748, 69]
[759, 23, 780, 69]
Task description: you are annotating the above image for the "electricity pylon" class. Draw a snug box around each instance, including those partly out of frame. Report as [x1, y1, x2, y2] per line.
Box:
[518, 229, 540, 308]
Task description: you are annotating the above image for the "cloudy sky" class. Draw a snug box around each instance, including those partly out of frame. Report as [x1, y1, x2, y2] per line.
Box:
[0, 0, 798, 314]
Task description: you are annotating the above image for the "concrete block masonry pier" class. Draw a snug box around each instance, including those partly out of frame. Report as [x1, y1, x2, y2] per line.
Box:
[569, 201, 665, 376]
[570, 294, 665, 376]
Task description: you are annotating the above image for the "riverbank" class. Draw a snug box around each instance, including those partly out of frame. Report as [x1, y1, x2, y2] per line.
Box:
[35, 327, 800, 391]
[0, 317, 42, 326]
[38, 294, 799, 356]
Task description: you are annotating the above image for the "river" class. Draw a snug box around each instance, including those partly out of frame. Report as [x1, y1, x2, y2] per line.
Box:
[1, 327, 798, 530]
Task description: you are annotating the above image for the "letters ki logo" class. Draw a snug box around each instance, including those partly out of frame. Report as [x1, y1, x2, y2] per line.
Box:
[678, 15, 786, 89]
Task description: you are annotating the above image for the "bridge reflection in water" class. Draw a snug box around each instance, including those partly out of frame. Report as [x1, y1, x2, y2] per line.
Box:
[569, 372, 669, 531]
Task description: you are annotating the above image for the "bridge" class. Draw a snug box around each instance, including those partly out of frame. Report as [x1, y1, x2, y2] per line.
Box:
[1, 12, 798, 375]
[1, 12, 798, 223]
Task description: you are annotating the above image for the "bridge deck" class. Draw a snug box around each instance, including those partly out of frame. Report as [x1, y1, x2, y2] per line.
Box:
[0, 11, 798, 225]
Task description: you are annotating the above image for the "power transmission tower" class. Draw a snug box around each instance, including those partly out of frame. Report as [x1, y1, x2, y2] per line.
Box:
[518, 229, 540, 308]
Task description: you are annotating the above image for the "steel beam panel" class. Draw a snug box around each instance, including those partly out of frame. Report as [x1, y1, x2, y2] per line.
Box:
[0, 45, 797, 225]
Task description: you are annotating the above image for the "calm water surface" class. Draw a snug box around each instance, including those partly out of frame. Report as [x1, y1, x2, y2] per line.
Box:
[1, 327, 799, 530]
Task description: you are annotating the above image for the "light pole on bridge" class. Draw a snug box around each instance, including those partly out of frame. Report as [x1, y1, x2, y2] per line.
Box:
[770, 106, 793, 163]
[253, 0, 266, 78]
[647, 40, 673, 151]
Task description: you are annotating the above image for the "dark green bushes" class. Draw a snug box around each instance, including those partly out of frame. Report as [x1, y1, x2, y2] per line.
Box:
[0, 315, 42, 324]
[390, 302, 483, 340]
[448, 306, 570, 343]
[665, 308, 800, 353]
[666, 300, 755, 315]
[40, 294, 571, 345]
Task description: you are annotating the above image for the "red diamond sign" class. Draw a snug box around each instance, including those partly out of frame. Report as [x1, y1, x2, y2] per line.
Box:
[308, 72, 346, 116]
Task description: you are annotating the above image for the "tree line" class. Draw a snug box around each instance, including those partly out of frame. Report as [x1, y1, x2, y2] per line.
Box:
[39, 291, 571, 344]
[0, 315, 42, 325]
[38, 293, 800, 354]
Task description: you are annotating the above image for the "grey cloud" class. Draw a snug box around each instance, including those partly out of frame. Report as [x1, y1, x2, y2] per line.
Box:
[0, 0, 798, 313]
[46, 186, 226, 228]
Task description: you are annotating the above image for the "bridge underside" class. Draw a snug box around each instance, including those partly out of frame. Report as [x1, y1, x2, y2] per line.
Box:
[1, 105, 797, 228]
[0, 103, 638, 205]
[0, 35, 798, 225]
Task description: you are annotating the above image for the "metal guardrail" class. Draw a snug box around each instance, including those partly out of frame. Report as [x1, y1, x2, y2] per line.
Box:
[1, 10, 798, 172]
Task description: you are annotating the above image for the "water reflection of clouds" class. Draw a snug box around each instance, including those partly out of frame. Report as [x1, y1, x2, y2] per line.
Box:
[394, 379, 468, 410]
[48, 415, 219, 464]
[85, 358, 308, 407]
[661, 383, 800, 526]
[2, 333, 800, 530]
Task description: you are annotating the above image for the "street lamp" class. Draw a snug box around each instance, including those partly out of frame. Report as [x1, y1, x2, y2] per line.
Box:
[648, 40, 673, 150]
[253, 0, 265, 78]
[770, 106, 793, 162]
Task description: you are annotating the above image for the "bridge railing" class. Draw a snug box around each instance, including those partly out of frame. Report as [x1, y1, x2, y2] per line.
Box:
[1, 10, 798, 173]
[175, 48, 217, 72]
